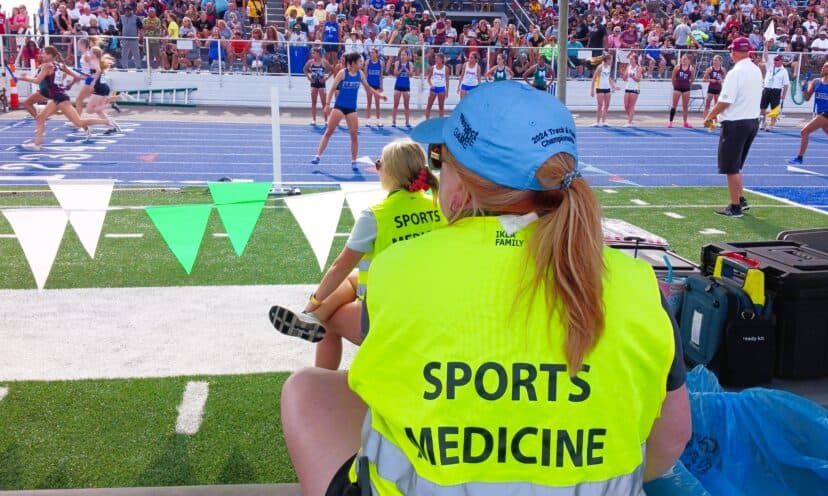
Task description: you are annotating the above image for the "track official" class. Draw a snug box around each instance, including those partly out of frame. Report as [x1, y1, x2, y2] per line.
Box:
[705, 37, 763, 218]
[281, 81, 692, 496]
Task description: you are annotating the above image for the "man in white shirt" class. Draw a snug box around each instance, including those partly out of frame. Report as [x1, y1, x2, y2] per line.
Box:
[704, 37, 763, 217]
[760, 53, 790, 131]
[811, 30, 828, 65]
[803, 13, 819, 38]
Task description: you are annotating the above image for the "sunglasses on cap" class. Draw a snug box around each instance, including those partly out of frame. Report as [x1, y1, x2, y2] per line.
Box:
[428, 144, 443, 170]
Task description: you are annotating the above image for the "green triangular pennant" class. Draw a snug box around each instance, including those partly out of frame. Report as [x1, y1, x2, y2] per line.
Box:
[146, 204, 212, 274]
[208, 182, 272, 256]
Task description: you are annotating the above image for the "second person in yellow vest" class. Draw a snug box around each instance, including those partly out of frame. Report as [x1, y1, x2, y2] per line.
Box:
[269, 138, 444, 370]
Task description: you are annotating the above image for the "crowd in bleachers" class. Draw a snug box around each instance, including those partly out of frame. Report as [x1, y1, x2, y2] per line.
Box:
[1, 0, 827, 77]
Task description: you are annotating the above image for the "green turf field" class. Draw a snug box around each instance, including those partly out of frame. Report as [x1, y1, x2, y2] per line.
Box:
[0, 186, 824, 290]
[0, 374, 294, 490]
[0, 185, 825, 490]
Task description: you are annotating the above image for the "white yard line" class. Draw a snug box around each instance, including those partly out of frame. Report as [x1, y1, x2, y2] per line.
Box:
[175, 381, 210, 435]
[0, 386, 7, 403]
[105, 233, 144, 239]
[699, 228, 726, 235]
[664, 212, 685, 219]
[630, 199, 649, 206]
[0, 234, 16, 239]
[213, 233, 228, 237]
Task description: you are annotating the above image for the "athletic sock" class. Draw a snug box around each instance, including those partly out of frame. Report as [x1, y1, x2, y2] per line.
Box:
[669, 107, 677, 122]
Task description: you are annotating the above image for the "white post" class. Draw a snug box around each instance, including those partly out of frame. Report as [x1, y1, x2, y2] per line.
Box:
[271, 86, 282, 189]
[286, 40, 292, 89]
[42, 0, 51, 45]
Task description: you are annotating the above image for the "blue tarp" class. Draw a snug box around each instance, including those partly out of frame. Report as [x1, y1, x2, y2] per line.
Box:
[645, 366, 828, 496]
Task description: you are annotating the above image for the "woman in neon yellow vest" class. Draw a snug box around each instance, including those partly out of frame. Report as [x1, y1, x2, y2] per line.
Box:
[269, 138, 443, 370]
[281, 81, 691, 496]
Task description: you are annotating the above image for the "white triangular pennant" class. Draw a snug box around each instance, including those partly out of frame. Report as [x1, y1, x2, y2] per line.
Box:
[345, 189, 387, 223]
[49, 180, 114, 258]
[2, 209, 68, 290]
[284, 191, 345, 271]
[764, 20, 775, 41]
[67, 210, 109, 258]
[339, 181, 383, 193]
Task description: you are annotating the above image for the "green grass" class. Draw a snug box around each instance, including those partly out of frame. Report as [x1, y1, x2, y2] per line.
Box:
[0, 186, 824, 289]
[0, 374, 294, 490]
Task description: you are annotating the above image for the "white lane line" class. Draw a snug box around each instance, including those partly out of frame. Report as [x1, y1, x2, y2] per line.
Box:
[664, 212, 685, 219]
[175, 381, 209, 435]
[699, 228, 726, 235]
[602, 189, 618, 194]
[630, 199, 649, 205]
[0, 386, 7, 402]
[746, 189, 828, 216]
[105, 233, 144, 239]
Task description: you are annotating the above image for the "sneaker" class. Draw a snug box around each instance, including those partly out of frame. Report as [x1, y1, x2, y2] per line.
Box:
[111, 102, 122, 113]
[740, 198, 750, 212]
[20, 142, 41, 151]
[351, 161, 360, 171]
[601, 122, 610, 127]
[310, 119, 317, 126]
[310, 155, 320, 165]
[84, 128, 93, 141]
[268, 306, 326, 343]
[110, 119, 122, 132]
[103, 128, 118, 135]
[377, 119, 384, 127]
[787, 156, 803, 165]
[391, 122, 397, 128]
[714, 205, 743, 218]
[667, 122, 673, 128]
[405, 122, 412, 129]
[590, 122, 601, 127]
[683, 121, 692, 128]
[624, 122, 633, 127]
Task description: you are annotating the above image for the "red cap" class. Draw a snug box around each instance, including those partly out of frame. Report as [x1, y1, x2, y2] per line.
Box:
[774, 54, 784, 62]
[730, 37, 753, 52]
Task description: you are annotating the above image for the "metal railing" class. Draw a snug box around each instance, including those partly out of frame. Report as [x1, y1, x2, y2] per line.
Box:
[2, 34, 823, 91]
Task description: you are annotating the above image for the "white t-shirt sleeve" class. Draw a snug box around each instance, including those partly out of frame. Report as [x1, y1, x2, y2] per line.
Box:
[718, 69, 737, 104]
[346, 209, 378, 253]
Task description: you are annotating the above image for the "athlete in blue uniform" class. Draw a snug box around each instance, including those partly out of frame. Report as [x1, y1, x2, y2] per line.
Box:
[391, 49, 412, 128]
[312, 52, 387, 169]
[788, 62, 828, 165]
[304, 48, 332, 126]
[364, 47, 384, 127]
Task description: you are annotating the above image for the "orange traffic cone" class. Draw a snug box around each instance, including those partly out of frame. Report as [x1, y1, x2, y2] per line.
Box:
[8, 63, 19, 110]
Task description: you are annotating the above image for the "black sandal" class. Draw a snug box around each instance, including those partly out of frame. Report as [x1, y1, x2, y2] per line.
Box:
[268, 305, 326, 343]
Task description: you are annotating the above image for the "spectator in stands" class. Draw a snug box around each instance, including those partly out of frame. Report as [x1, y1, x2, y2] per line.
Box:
[208, 26, 227, 69]
[179, 31, 203, 70]
[119, 5, 143, 69]
[440, 33, 462, 75]
[673, 15, 692, 48]
[216, 19, 232, 39]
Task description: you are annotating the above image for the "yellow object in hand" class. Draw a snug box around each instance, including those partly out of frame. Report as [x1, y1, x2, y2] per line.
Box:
[767, 105, 781, 119]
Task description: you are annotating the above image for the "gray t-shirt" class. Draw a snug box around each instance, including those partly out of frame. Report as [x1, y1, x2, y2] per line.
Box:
[346, 209, 378, 253]
[674, 24, 691, 46]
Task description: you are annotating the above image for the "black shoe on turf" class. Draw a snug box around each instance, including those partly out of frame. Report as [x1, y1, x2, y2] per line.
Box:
[268, 306, 326, 343]
[714, 205, 743, 218]
[111, 102, 122, 113]
[740, 198, 750, 211]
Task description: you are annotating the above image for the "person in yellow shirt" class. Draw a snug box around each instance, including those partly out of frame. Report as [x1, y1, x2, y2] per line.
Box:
[285, 0, 306, 21]
[280, 81, 692, 496]
[270, 139, 443, 370]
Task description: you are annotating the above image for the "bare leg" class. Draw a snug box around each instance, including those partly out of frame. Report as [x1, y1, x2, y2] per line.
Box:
[681, 92, 690, 123]
[74, 84, 94, 118]
[314, 301, 363, 369]
[403, 91, 410, 125]
[425, 91, 436, 119]
[797, 116, 828, 157]
[628, 93, 638, 123]
[315, 109, 345, 157]
[437, 93, 446, 116]
[311, 88, 319, 123]
[32, 101, 58, 146]
[726, 173, 743, 205]
[281, 368, 366, 496]
[391, 90, 401, 125]
[346, 112, 359, 162]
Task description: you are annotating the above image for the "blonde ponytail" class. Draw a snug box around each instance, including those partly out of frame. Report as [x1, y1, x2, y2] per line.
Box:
[446, 150, 605, 372]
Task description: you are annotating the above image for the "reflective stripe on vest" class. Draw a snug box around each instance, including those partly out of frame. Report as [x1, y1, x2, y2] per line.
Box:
[349, 216, 673, 495]
[357, 410, 646, 496]
[357, 190, 443, 298]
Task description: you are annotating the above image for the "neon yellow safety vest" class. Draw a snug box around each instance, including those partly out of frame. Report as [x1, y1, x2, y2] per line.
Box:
[349, 216, 675, 495]
[356, 190, 444, 298]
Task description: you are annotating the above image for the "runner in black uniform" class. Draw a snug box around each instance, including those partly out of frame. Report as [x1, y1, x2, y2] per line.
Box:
[669, 54, 694, 128]
[17, 47, 111, 151]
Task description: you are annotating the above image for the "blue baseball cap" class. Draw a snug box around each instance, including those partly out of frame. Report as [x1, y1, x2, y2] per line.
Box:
[411, 81, 579, 191]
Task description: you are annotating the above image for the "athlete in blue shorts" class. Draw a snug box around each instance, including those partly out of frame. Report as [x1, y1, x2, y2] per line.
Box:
[311, 52, 387, 169]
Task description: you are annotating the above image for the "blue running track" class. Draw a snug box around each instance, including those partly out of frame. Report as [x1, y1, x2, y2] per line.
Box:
[0, 119, 825, 211]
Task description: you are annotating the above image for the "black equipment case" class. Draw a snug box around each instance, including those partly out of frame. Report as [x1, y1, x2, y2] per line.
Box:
[701, 241, 828, 379]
